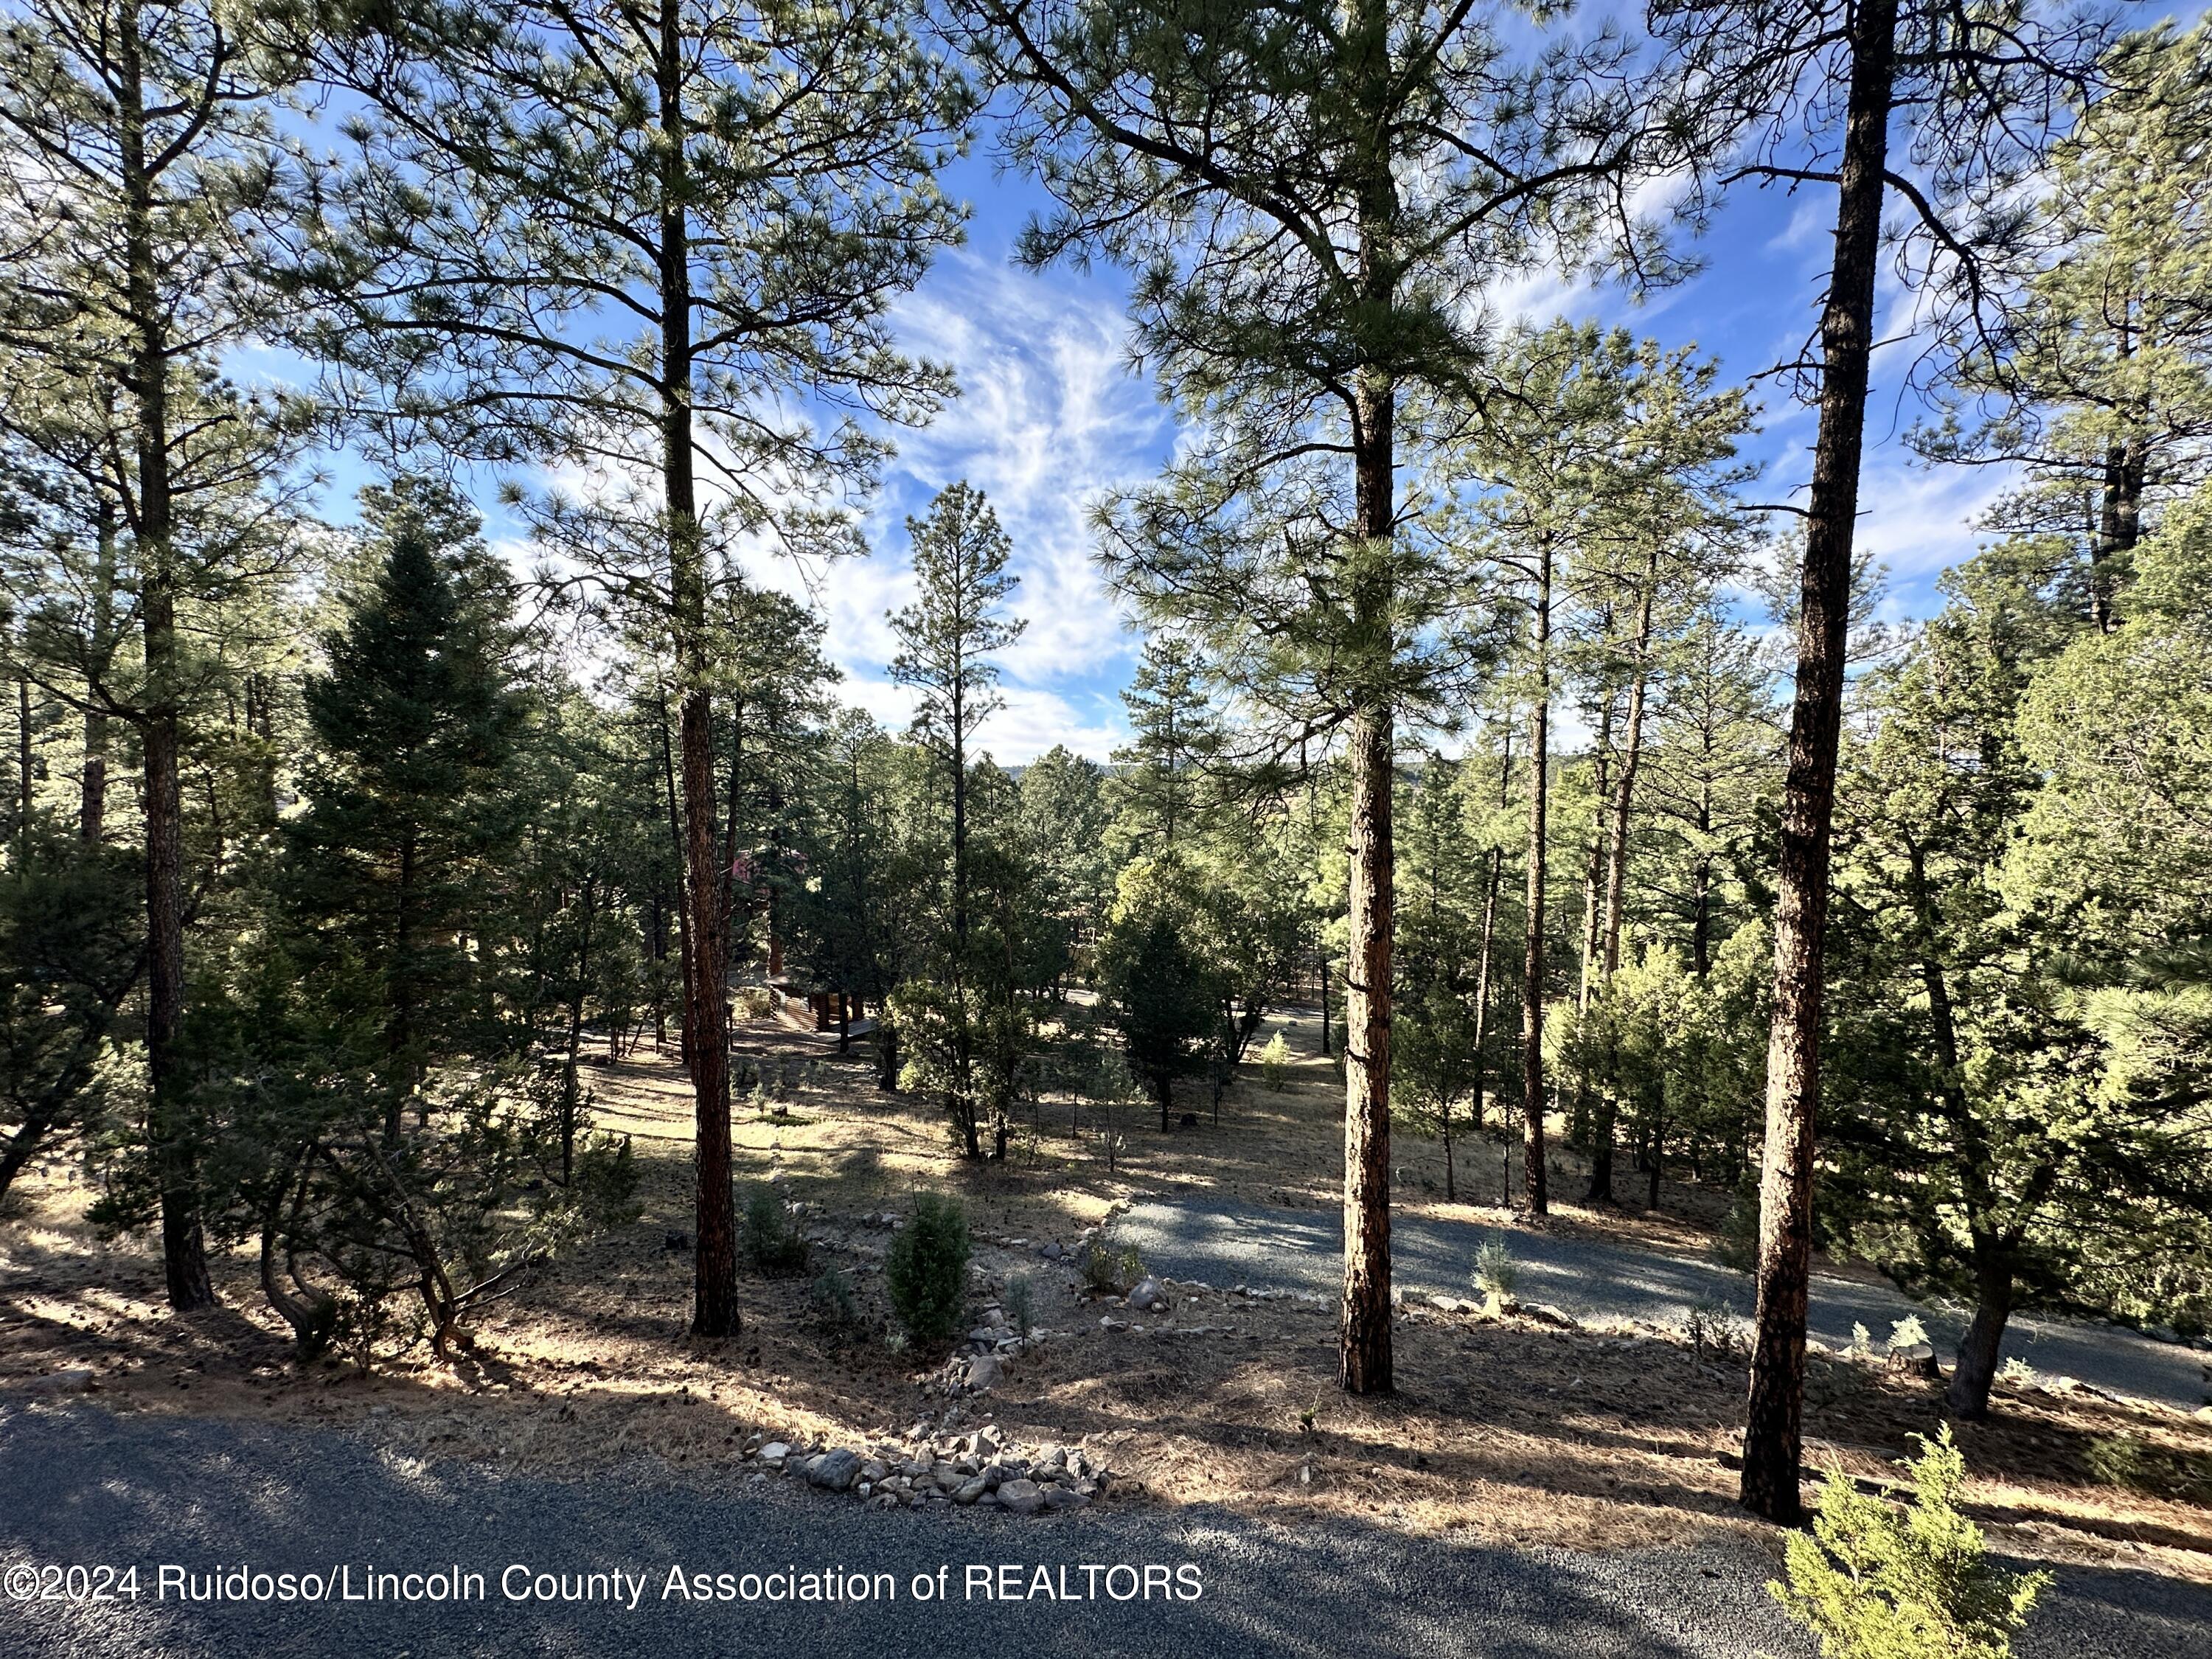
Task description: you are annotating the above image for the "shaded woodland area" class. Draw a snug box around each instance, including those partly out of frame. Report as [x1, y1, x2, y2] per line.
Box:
[2, 0, 2211, 1581]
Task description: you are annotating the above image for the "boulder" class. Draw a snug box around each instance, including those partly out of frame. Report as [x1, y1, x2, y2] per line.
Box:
[967, 1355, 1004, 1391]
[996, 1478, 1046, 1517]
[807, 1448, 863, 1491]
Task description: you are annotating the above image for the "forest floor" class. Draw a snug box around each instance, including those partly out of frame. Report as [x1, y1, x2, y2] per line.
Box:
[5, 1002, 2212, 1596]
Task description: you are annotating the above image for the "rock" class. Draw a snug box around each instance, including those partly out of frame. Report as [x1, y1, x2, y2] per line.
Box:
[807, 1448, 863, 1491]
[967, 1355, 1004, 1391]
[1040, 1242, 1062, 1261]
[996, 1478, 1046, 1517]
[23, 1368, 94, 1395]
[953, 1476, 990, 1504]
[970, 1425, 1004, 1459]
[1127, 1277, 1168, 1312]
[1042, 1486, 1088, 1512]
[758, 1441, 792, 1464]
[1099, 1316, 1126, 1332]
[860, 1460, 888, 1485]
[1523, 1302, 1579, 1330]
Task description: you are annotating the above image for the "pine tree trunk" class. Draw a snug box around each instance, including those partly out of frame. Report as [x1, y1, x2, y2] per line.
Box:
[1740, 0, 1897, 1527]
[1946, 1253, 2014, 1420]
[1338, 368, 1394, 1397]
[15, 677, 29, 838]
[1440, 1093, 1454, 1202]
[1469, 849, 1501, 1132]
[0, 1115, 55, 1205]
[1467, 731, 1511, 1140]
[386, 827, 417, 1144]
[560, 883, 594, 1187]
[658, 13, 737, 1340]
[655, 687, 692, 1071]
[1589, 581, 1655, 1205]
[119, 1, 211, 1312]
[1520, 538, 1554, 1217]
[1571, 695, 1613, 1152]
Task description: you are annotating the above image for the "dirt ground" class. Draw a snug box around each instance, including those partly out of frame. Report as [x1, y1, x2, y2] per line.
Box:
[5, 1001, 2211, 1587]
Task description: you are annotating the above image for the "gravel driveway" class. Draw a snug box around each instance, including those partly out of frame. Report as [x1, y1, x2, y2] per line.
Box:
[1113, 1193, 2212, 1411]
[4, 1403, 2209, 1658]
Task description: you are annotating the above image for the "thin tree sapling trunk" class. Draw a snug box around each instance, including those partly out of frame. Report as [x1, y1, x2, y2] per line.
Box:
[1588, 578, 1655, 1204]
[1520, 537, 1554, 1217]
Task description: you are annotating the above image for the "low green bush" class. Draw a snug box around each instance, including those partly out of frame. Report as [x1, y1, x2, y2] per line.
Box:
[886, 1192, 971, 1341]
[742, 1186, 811, 1276]
[810, 1266, 860, 1330]
[1004, 1273, 1036, 1345]
[1471, 1234, 1518, 1306]
[1077, 1237, 1144, 1295]
[1772, 1426, 2048, 1659]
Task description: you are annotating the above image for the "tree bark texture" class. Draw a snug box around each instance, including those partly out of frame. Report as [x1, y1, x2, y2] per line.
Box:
[1339, 369, 1395, 1397]
[1520, 539, 1554, 1217]
[1740, 0, 1898, 1526]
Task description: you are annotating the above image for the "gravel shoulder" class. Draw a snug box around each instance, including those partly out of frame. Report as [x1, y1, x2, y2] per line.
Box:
[1115, 1194, 2212, 1411]
[3, 1402, 2209, 1659]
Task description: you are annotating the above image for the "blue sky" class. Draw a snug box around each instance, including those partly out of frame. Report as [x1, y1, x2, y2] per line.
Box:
[762, 147, 2023, 763]
[288, 11, 2201, 765]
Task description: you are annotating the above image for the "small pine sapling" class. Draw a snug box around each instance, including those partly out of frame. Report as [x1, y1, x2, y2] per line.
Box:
[1773, 1426, 2048, 1659]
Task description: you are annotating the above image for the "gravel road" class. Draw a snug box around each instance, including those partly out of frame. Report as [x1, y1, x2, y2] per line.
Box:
[3, 1403, 2208, 1658]
[1114, 1193, 2212, 1411]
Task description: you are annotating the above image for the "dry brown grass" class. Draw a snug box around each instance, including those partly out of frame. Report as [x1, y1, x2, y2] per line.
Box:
[4, 1003, 2210, 1589]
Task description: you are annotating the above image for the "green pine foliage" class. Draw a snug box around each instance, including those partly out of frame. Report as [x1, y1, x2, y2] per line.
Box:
[1093, 854, 1223, 1120]
[1773, 1428, 2048, 1659]
[885, 1192, 971, 1342]
[742, 1186, 813, 1276]
[286, 476, 531, 1089]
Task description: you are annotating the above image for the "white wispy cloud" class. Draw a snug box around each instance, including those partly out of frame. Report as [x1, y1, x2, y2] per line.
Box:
[796, 251, 1172, 758]
[884, 253, 1171, 680]
[838, 672, 1127, 764]
[1851, 450, 2017, 582]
